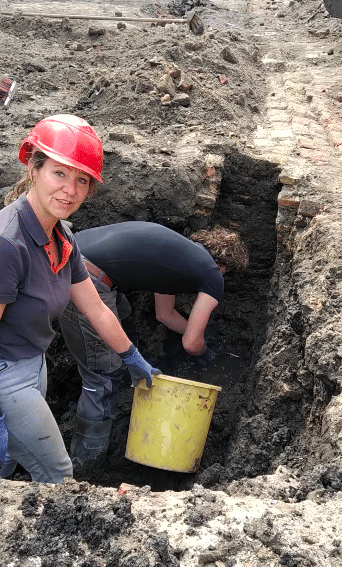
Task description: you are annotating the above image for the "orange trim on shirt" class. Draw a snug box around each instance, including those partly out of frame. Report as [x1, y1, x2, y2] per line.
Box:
[44, 226, 73, 274]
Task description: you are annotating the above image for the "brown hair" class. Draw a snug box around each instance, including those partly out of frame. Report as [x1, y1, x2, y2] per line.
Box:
[190, 226, 249, 271]
[5, 149, 97, 206]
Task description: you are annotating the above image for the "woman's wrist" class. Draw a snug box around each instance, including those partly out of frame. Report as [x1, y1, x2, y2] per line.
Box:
[119, 343, 134, 359]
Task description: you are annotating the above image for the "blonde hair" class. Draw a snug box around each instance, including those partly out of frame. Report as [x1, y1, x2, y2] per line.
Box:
[5, 149, 97, 206]
[190, 226, 249, 271]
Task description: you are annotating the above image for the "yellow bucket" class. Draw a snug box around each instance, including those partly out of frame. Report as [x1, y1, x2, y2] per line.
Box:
[125, 374, 221, 473]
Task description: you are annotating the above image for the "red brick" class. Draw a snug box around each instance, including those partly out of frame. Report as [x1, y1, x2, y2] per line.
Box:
[204, 166, 216, 178]
[299, 138, 319, 150]
[328, 130, 342, 147]
[278, 197, 300, 209]
[291, 115, 310, 126]
[300, 148, 328, 163]
[209, 183, 219, 194]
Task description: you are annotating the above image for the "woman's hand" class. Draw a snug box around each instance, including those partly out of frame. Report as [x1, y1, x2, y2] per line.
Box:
[120, 345, 161, 388]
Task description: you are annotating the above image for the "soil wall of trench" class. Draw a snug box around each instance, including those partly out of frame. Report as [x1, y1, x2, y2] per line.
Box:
[46, 145, 342, 496]
[45, 148, 283, 491]
[2, 2, 342, 566]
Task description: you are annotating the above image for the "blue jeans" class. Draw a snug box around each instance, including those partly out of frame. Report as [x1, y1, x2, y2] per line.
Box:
[0, 354, 72, 483]
[59, 276, 132, 422]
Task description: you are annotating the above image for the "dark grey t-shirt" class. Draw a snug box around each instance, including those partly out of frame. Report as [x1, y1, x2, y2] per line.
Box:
[74, 221, 224, 301]
[0, 195, 88, 361]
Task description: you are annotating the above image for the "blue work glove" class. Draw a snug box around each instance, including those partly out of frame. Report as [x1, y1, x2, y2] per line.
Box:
[195, 346, 215, 367]
[0, 411, 8, 468]
[120, 345, 161, 388]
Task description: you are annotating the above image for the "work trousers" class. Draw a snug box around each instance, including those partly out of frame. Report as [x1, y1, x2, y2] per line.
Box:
[0, 354, 72, 483]
[59, 275, 132, 423]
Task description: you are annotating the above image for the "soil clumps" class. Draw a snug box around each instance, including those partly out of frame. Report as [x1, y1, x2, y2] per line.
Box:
[1, 0, 342, 566]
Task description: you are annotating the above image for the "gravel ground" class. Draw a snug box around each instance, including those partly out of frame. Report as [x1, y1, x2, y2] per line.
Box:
[2, 1, 342, 566]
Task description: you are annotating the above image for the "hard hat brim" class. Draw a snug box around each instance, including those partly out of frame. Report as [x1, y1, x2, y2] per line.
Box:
[18, 140, 103, 184]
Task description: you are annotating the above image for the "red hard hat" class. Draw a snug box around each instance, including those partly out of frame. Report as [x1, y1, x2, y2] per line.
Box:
[18, 114, 103, 183]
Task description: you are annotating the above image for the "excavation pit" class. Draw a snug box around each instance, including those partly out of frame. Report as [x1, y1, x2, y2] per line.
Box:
[41, 150, 285, 492]
[2, 2, 342, 566]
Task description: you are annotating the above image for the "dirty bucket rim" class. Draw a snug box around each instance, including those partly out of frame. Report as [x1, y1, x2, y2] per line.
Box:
[138, 373, 222, 392]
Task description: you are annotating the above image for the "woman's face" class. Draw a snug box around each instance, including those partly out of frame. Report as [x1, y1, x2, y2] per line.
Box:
[28, 157, 90, 224]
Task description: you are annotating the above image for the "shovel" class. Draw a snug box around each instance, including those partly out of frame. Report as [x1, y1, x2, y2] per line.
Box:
[1, 10, 205, 35]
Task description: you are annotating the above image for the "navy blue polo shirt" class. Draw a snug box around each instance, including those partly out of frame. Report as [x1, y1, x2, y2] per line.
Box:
[74, 221, 224, 301]
[0, 194, 88, 361]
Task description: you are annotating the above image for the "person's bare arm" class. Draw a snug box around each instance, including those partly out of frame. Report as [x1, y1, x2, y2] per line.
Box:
[70, 277, 132, 354]
[182, 292, 218, 355]
[0, 304, 6, 320]
[154, 293, 188, 334]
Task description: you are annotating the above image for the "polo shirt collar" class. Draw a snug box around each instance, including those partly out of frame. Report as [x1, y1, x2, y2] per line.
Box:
[16, 193, 65, 246]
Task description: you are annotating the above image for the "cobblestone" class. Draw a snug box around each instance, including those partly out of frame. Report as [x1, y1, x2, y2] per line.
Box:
[270, 129, 294, 138]
[268, 110, 290, 122]
[266, 100, 288, 110]
[250, 0, 342, 218]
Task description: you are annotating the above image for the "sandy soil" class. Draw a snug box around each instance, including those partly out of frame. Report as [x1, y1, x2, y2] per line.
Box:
[1, 0, 342, 565]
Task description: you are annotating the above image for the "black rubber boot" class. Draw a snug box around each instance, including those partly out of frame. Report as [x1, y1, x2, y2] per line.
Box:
[70, 416, 113, 478]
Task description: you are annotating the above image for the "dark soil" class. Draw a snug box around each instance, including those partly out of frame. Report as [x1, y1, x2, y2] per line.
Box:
[2, 1, 342, 566]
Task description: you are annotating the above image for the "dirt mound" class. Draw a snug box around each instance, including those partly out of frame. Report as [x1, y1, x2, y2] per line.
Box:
[0, 10, 267, 238]
[2, 1, 342, 566]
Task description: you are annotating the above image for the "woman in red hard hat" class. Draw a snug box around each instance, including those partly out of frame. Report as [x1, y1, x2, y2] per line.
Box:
[0, 114, 160, 483]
